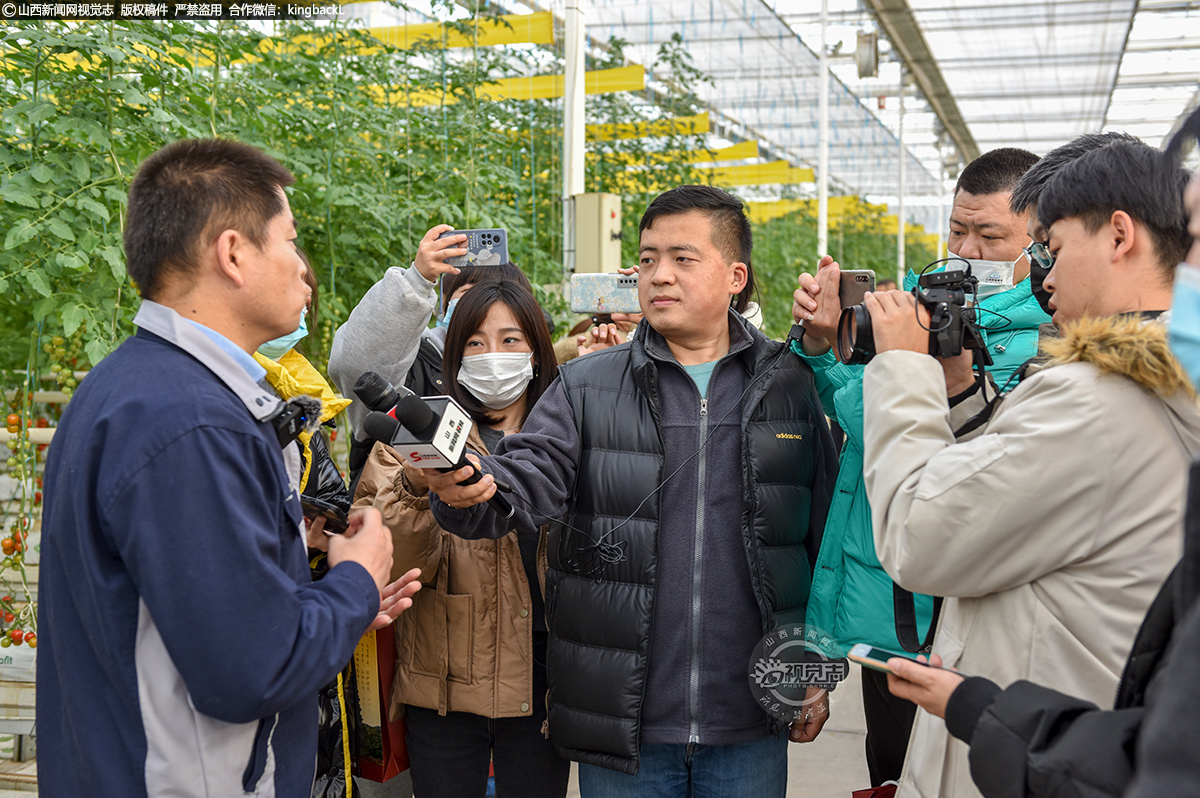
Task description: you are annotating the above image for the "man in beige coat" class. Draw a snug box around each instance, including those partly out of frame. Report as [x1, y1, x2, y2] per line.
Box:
[859, 138, 1200, 798]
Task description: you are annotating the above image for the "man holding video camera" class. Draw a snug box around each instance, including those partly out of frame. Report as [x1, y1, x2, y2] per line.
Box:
[421, 185, 837, 796]
[790, 147, 1044, 787]
[859, 138, 1200, 798]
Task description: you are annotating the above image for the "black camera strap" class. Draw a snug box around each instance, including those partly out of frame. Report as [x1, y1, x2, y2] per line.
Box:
[893, 584, 942, 654]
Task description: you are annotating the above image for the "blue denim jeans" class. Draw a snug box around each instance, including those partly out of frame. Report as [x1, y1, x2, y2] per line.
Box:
[577, 734, 789, 798]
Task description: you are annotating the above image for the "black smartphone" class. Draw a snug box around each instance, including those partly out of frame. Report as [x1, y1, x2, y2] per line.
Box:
[301, 497, 349, 534]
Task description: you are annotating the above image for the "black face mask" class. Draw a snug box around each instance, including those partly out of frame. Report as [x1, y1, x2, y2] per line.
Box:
[1029, 259, 1053, 316]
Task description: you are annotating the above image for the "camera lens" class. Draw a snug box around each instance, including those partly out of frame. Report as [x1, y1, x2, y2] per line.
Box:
[837, 304, 875, 365]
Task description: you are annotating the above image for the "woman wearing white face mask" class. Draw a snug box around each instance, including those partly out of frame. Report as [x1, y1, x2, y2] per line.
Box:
[352, 280, 567, 798]
[327, 222, 538, 484]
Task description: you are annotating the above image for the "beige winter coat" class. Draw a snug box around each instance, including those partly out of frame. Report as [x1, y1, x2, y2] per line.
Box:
[353, 431, 539, 722]
[862, 316, 1200, 798]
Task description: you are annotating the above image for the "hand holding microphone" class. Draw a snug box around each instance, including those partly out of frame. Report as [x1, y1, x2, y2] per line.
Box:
[425, 451, 503, 512]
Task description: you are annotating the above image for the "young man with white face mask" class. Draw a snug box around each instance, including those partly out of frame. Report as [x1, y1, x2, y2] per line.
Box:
[788, 147, 1046, 787]
[829, 116, 1200, 798]
[861, 137, 1199, 798]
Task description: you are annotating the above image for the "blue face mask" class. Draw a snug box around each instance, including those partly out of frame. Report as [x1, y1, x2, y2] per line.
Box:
[436, 297, 460, 329]
[1169, 264, 1200, 389]
[258, 311, 308, 360]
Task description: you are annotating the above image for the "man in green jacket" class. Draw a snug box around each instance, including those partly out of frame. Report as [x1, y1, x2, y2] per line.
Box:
[790, 147, 1046, 786]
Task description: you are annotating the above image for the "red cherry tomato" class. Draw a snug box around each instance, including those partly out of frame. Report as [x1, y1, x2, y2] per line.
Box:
[10, 629, 23, 645]
[4, 415, 18, 428]
[24, 632, 35, 649]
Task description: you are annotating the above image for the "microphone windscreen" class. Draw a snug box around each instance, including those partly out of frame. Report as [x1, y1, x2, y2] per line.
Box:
[394, 395, 440, 440]
[354, 372, 398, 412]
[362, 411, 401, 443]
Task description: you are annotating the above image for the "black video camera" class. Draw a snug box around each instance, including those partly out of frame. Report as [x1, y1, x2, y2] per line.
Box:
[836, 262, 993, 366]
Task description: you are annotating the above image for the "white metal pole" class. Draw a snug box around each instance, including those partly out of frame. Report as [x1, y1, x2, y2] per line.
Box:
[896, 68, 906, 284]
[817, 0, 829, 258]
[936, 159, 945, 259]
[562, 0, 586, 281]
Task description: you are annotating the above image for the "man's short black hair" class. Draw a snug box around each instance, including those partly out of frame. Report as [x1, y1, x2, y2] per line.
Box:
[954, 147, 1040, 198]
[1010, 132, 1141, 215]
[1038, 140, 1192, 272]
[124, 139, 295, 299]
[639, 185, 755, 313]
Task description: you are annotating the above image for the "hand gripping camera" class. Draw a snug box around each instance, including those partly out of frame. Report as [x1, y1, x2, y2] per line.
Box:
[836, 264, 994, 366]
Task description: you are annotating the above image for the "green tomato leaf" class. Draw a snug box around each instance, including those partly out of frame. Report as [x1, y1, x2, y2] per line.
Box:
[61, 302, 86, 336]
[0, 185, 39, 209]
[99, 246, 126, 281]
[26, 270, 52, 298]
[56, 252, 85, 271]
[75, 197, 110, 223]
[123, 86, 150, 106]
[97, 45, 126, 64]
[26, 102, 56, 126]
[31, 296, 55, 323]
[84, 337, 110, 366]
[46, 218, 75, 242]
[29, 164, 53, 184]
[71, 153, 90, 183]
[3, 220, 35, 251]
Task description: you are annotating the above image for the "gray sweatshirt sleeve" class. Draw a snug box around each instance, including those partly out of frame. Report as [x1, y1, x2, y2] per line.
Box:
[328, 265, 438, 438]
[431, 377, 580, 539]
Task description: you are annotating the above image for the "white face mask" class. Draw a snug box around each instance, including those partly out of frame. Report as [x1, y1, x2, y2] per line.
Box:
[457, 352, 534, 410]
[966, 255, 1022, 301]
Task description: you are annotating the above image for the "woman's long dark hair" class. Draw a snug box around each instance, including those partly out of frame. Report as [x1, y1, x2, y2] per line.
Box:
[443, 280, 557, 428]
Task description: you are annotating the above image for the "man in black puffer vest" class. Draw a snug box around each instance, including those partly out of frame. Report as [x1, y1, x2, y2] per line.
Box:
[425, 185, 837, 796]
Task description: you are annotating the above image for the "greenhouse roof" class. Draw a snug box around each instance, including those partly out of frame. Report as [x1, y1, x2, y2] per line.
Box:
[777, 0, 1200, 187]
[578, 0, 942, 197]
[350, 0, 1200, 222]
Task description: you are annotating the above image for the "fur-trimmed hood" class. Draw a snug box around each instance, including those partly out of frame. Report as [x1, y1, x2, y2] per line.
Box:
[1040, 314, 1200, 458]
[1040, 314, 1195, 399]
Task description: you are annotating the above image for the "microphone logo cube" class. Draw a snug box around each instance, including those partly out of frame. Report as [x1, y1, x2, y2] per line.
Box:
[392, 396, 472, 469]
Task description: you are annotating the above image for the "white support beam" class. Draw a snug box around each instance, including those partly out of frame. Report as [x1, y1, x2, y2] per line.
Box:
[862, 0, 980, 163]
[818, 0, 830, 258]
[562, 0, 586, 280]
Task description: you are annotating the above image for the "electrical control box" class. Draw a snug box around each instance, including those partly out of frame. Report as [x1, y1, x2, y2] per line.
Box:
[573, 192, 623, 273]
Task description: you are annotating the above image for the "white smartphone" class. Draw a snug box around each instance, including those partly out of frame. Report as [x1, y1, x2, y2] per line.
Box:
[847, 643, 934, 674]
[569, 273, 641, 314]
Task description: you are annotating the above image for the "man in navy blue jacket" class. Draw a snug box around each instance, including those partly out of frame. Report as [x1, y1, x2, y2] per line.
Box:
[38, 139, 420, 798]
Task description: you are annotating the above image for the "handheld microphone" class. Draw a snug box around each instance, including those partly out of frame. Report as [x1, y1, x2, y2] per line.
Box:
[362, 397, 516, 520]
[353, 372, 414, 417]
